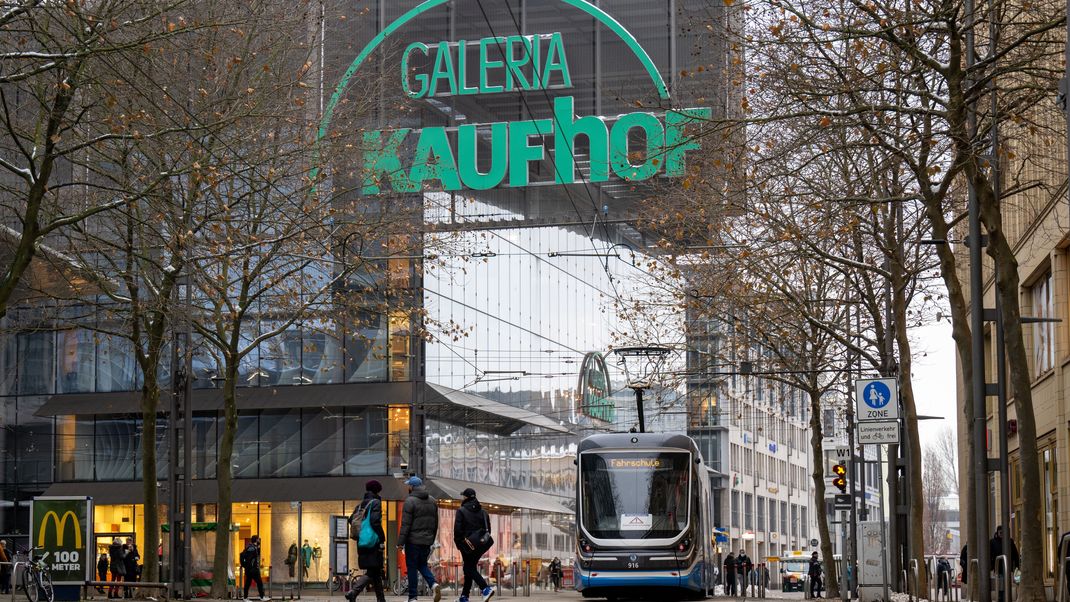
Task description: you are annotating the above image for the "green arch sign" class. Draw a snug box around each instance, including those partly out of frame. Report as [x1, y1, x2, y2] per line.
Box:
[314, 0, 709, 193]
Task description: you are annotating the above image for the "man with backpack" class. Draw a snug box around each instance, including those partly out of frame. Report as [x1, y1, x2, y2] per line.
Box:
[454, 488, 494, 602]
[240, 536, 266, 601]
[398, 476, 441, 602]
[346, 480, 387, 602]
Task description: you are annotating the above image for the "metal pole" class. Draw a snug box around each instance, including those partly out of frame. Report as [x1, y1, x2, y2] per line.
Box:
[877, 446, 891, 602]
[635, 388, 645, 433]
[168, 288, 180, 594]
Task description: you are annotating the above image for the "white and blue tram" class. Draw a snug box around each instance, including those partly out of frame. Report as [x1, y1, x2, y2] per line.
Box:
[574, 433, 715, 600]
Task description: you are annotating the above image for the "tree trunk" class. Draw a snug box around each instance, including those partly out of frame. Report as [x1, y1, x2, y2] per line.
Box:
[919, 197, 976, 598]
[891, 272, 929, 595]
[978, 206, 1045, 602]
[211, 361, 239, 598]
[808, 390, 840, 598]
[140, 371, 161, 588]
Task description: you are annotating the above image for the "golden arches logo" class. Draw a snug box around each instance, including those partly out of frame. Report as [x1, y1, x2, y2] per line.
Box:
[38, 511, 82, 548]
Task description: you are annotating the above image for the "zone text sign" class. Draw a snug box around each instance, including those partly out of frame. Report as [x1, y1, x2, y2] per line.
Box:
[31, 496, 92, 585]
[857, 420, 900, 445]
[855, 378, 899, 422]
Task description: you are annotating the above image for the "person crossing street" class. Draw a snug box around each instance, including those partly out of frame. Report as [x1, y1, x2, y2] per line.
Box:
[398, 476, 442, 602]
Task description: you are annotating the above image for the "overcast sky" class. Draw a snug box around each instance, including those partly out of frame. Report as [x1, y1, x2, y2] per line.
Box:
[910, 315, 959, 446]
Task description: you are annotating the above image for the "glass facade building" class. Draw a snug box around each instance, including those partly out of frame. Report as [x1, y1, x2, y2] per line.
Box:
[0, 0, 731, 593]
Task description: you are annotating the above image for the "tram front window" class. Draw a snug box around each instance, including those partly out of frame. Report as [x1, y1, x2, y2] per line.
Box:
[579, 451, 691, 539]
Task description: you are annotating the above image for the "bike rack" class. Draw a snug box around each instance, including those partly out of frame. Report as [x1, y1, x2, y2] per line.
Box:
[2, 561, 25, 602]
[901, 569, 909, 602]
[910, 559, 920, 602]
[1057, 533, 1070, 602]
[969, 559, 979, 601]
[995, 555, 1009, 602]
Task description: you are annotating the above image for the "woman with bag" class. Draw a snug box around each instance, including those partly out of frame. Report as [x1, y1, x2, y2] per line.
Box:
[453, 488, 495, 602]
[345, 480, 387, 602]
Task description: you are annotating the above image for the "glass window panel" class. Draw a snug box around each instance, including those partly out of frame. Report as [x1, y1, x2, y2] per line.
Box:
[344, 407, 387, 475]
[345, 312, 388, 383]
[18, 331, 54, 395]
[301, 408, 344, 476]
[192, 414, 217, 479]
[15, 396, 53, 484]
[96, 334, 137, 392]
[56, 416, 94, 481]
[134, 418, 170, 481]
[233, 414, 259, 478]
[57, 329, 95, 393]
[260, 409, 301, 477]
[95, 417, 137, 480]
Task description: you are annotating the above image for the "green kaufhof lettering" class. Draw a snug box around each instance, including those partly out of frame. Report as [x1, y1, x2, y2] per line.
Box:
[360, 97, 710, 194]
[402, 32, 572, 98]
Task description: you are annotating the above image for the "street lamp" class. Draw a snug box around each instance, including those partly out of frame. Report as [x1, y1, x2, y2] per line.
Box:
[612, 346, 672, 433]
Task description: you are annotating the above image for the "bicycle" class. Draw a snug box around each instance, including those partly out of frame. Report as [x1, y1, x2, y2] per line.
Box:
[327, 568, 361, 593]
[18, 548, 54, 602]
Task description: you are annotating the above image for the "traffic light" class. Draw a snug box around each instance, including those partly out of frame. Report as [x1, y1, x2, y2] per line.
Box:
[831, 463, 847, 493]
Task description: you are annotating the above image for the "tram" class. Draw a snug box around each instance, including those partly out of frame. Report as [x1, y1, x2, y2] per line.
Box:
[574, 433, 715, 600]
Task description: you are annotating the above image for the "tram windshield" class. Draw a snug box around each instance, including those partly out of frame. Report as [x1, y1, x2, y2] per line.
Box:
[579, 451, 691, 539]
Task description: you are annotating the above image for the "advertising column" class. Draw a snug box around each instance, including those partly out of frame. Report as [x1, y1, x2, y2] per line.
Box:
[31, 496, 92, 601]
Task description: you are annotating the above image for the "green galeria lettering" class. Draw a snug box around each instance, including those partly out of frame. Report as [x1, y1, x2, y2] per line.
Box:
[664, 108, 711, 176]
[402, 42, 429, 98]
[610, 112, 664, 181]
[458, 123, 509, 190]
[553, 95, 608, 184]
[361, 129, 415, 194]
[428, 40, 456, 96]
[541, 32, 571, 89]
[503, 35, 532, 91]
[409, 126, 461, 190]
[456, 40, 478, 95]
[509, 119, 553, 187]
[479, 37, 506, 94]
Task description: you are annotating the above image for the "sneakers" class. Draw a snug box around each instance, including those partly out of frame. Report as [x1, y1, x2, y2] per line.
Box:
[458, 597, 469, 602]
[344, 589, 358, 602]
[432, 583, 442, 602]
[408, 598, 418, 602]
[480, 586, 495, 602]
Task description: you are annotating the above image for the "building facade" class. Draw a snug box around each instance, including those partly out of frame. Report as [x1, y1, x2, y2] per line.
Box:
[0, 0, 732, 593]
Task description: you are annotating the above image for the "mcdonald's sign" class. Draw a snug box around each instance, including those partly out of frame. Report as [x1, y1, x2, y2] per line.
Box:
[31, 497, 92, 586]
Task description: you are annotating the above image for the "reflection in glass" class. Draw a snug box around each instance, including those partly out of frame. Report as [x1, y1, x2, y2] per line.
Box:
[579, 451, 690, 540]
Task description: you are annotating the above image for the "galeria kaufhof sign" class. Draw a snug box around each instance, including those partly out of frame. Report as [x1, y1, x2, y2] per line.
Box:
[318, 0, 710, 195]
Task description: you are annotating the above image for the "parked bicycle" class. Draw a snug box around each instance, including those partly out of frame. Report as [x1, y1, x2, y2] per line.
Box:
[17, 548, 54, 602]
[327, 568, 361, 593]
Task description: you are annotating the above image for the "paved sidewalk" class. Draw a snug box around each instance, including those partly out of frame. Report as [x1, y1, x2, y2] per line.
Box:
[177, 588, 809, 602]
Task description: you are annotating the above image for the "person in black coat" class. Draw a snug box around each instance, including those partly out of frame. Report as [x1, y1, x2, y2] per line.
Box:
[108, 537, 127, 599]
[735, 550, 753, 596]
[96, 553, 110, 594]
[346, 480, 387, 602]
[808, 552, 824, 598]
[723, 553, 737, 596]
[123, 538, 140, 598]
[989, 526, 1020, 602]
[454, 488, 495, 602]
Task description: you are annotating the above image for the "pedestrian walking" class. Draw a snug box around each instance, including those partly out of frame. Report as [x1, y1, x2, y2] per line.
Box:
[0, 540, 11, 595]
[240, 536, 267, 601]
[548, 557, 562, 592]
[959, 545, 968, 584]
[453, 488, 495, 602]
[735, 549, 753, 596]
[398, 476, 442, 602]
[989, 525, 1020, 602]
[723, 553, 737, 596]
[937, 557, 952, 598]
[96, 553, 109, 594]
[123, 538, 140, 598]
[346, 480, 388, 602]
[808, 552, 824, 599]
[108, 537, 127, 599]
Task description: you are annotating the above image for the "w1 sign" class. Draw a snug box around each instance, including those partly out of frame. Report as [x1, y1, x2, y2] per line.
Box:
[855, 378, 899, 422]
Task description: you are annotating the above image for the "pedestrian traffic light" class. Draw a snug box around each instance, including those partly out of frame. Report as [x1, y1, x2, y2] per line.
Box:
[831, 463, 847, 493]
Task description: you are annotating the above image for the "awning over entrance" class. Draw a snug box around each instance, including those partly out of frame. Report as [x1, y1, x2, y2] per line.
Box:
[425, 476, 573, 515]
[35, 382, 570, 435]
[421, 383, 570, 434]
[42, 475, 409, 504]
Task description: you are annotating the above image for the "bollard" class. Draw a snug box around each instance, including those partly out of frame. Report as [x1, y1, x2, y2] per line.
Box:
[511, 563, 517, 597]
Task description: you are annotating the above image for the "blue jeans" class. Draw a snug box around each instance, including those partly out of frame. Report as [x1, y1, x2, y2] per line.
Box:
[405, 543, 436, 598]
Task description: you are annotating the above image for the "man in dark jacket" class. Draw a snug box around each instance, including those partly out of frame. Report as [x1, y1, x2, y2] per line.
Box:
[240, 536, 265, 601]
[989, 526, 1020, 602]
[723, 553, 737, 596]
[454, 488, 494, 602]
[398, 476, 441, 602]
[735, 549, 753, 596]
[347, 480, 387, 602]
[808, 552, 824, 598]
[123, 538, 140, 598]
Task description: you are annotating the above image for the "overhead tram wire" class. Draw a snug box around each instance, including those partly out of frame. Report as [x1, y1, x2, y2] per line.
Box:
[471, 0, 648, 338]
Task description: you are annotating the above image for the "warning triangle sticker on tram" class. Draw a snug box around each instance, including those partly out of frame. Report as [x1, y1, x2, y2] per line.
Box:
[628, 517, 646, 525]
